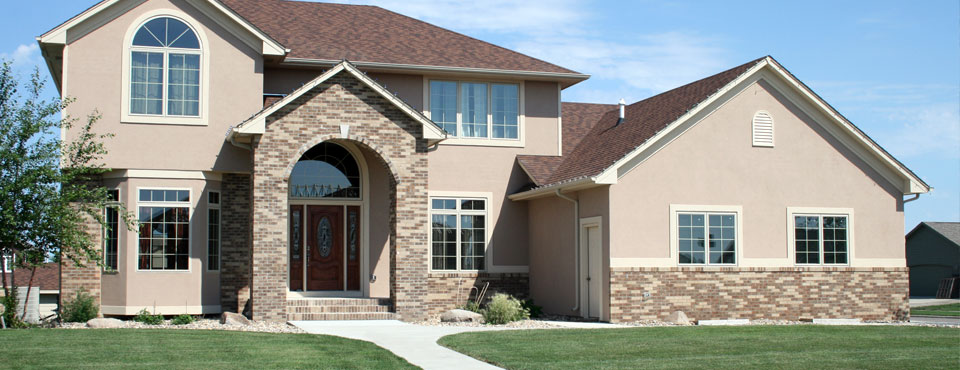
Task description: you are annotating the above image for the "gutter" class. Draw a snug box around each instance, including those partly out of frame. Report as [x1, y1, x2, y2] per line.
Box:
[555, 189, 580, 313]
[227, 128, 252, 151]
[508, 177, 598, 201]
[903, 193, 920, 203]
[282, 57, 590, 84]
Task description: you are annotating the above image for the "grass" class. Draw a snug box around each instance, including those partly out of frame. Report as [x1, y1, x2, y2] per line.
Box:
[0, 329, 415, 369]
[913, 303, 960, 317]
[439, 325, 960, 369]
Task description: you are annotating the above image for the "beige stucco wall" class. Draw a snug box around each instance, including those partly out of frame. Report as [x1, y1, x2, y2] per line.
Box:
[360, 146, 392, 298]
[62, 0, 262, 174]
[527, 196, 575, 315]
[101, 176, 221, 314]
[608, 79, 905, 263]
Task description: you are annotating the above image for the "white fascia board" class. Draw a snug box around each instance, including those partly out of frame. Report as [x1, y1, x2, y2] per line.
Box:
[38, 0, 121, 44]
[762, 60, 930, 194]
[233, 61, 447, 142]
[507, 177, 599, 201]
[282, 57, 591, 83]
[594, 59, 771, 186]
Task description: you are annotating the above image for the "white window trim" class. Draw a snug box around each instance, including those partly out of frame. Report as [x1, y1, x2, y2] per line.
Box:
[2, 253, 13, 273]
[103, 188, 122, 272]
[135, 186, 193, 273]
[669, 204, 743, 267]
[423, 78, 525, 148]
[427, 191, 492, 272]
[786, 207, 854, 266]
[207, 191, 221, 272]
[120, 10, 211, 126]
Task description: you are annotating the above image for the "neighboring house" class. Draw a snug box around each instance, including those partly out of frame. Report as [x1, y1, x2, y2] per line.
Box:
[1, 262, 61, 320]
[906, 222, 959, 297]
[40, 0, 929, 322]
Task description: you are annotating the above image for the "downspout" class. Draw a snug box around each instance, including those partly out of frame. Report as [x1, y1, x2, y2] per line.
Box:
[556, 189, 580, 313]
[903, 194, 920, 203]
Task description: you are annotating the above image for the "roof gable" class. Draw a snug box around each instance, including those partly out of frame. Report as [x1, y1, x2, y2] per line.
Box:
[908, 222, 960, 247]
[512, 56, 930, 200]
[231, 61, 446, 143]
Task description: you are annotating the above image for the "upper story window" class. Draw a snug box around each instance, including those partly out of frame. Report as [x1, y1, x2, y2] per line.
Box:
[429, 80, 520, 140]
[130, 17, 201, 117]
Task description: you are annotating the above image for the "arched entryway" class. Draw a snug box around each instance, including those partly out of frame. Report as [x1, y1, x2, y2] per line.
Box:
[287, 141, 371, 298]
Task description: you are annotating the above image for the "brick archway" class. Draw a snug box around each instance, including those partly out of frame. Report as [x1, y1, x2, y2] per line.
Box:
[248, 72, 429, 322]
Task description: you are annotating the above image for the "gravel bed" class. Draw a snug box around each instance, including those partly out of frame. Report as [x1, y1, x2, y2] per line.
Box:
[60, 318, 304, 333]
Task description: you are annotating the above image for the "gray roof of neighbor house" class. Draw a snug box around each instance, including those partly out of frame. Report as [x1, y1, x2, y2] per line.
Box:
[908, 222, 960, 247]
[219, 0, 579, 75]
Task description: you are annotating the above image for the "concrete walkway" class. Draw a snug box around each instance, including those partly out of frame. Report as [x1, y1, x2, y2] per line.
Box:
[910, 298, 959, 308]
[291, 320, 510, 370]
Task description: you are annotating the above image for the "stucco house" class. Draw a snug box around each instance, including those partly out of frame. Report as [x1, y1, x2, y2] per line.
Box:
[42, 0, 930, 322]
[905, 222, 959, 298]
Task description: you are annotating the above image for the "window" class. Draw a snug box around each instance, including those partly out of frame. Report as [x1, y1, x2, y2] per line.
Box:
[207, 192, 220, 271]
[1, 252, 12, 273]
[137, 189, 191, 270]
[289, 142, 361, 199]
[677, 213, 737, 265]
[103, 189, 120, 271]
[794, 215, 849, 265]
[430, 198, 486, 270]
[429, 80, 520, 139]
[130, 17, 201, 117]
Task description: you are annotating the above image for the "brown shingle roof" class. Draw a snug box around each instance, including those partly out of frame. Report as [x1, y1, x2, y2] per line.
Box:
[518, 102, 614, 186]
[220, 0, 577, 74]
[538, 57, 766, 185]
[2, 262, 59, 291]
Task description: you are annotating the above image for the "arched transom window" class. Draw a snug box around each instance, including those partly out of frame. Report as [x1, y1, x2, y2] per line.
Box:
[130, 17, 201, 117]
[290, 143, 361, 199]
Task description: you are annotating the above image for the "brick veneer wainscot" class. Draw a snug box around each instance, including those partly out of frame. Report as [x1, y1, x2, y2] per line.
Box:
[609, 267, 909, 322]
[250, 72, 429, 322]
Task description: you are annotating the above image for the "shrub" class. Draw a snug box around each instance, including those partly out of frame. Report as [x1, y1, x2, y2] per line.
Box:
[171, 314, 195, 326]
[520, 299, 543, 318]
[482, 293, 529, 325]
[1, 287, 25, 328]
[62, 288, 99, 323]
[133, 309, 164, 325]
[462, 300, 481, 313]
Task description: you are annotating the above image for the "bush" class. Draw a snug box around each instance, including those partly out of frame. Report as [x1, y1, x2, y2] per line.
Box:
[482, 293, 529, 325]
[171, 314, 195, 325]
[133, 309, 164, 325]
[62, 288, 99, 323]
[520, 299, 543, 319]
[1, 287, 25, 328]
[461, 300, 481, 313]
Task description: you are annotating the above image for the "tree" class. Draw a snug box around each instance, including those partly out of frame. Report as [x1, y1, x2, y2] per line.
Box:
[0, 59, 133, 323]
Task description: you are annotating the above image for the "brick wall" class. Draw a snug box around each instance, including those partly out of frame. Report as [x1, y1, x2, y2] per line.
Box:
[251, 72, 429, 322]
[609, 267, 909, 322]
[221, 174, 252, 314]
[426, 272, 529, 316]
[60, 212, 102, 316]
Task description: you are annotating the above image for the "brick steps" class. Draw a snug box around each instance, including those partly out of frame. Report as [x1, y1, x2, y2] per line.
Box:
[286, 298, 394, 321]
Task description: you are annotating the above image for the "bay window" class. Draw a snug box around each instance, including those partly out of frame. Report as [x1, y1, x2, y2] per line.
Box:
[137, 189, 191, 271]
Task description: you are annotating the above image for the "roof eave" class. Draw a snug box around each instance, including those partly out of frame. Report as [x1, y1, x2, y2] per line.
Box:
[508, 176, 601, 201]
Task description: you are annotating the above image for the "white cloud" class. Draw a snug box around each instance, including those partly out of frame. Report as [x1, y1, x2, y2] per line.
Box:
[0, 43, 41, 69]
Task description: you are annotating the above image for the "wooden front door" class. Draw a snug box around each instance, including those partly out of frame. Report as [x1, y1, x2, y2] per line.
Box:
[306, 205, 343, 291]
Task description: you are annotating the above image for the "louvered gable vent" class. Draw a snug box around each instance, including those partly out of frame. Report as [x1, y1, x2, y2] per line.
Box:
[752, 111, 774, 147]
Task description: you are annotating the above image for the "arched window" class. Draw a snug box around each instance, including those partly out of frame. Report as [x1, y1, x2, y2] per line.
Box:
[129, 17, 201, 117]
[290, 143, 361, 199]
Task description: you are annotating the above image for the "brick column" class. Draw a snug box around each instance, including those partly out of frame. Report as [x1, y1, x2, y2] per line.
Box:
[60, 212, 102, 316]
[221, 174, 252, 315]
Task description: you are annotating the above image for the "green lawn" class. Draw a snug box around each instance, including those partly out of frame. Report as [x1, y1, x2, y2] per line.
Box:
[0, 329, 415, 369]
[439, 326, 960, 369]
[914, 303, 960, 317]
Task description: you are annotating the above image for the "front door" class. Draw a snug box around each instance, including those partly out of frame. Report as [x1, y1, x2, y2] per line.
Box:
[306, 205, 343, 291]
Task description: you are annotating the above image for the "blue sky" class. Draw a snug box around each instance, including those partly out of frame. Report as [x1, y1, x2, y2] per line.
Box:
[3, 0, 958, 232]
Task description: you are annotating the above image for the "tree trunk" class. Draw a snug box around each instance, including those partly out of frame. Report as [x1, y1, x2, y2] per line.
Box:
[19, 266, 36, 321]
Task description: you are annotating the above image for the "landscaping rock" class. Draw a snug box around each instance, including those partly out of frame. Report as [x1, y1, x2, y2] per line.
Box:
[666, 311, 692, 325]
[86, 318, 123, 328]
[221, 312, 251, 326]
[440, 309, 484, 323]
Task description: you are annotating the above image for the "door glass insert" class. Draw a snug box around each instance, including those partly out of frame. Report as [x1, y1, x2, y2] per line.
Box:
[317, 216, 332, 258]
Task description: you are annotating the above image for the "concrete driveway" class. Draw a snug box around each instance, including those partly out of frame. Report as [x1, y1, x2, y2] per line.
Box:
[909, 298, 959, 326]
